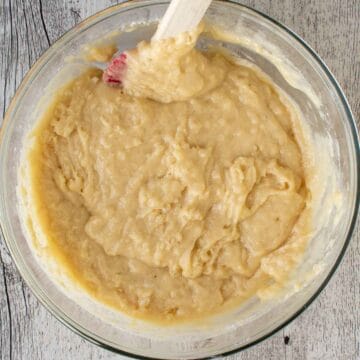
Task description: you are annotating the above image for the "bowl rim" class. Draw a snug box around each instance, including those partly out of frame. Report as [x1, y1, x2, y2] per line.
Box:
[0, 0, 359, 359]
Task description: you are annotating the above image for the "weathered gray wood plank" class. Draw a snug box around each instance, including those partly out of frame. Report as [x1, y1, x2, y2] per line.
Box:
[0, 1, 359, 359]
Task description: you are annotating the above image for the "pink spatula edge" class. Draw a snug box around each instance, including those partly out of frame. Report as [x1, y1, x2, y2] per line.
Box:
[102, 0, 213, 85]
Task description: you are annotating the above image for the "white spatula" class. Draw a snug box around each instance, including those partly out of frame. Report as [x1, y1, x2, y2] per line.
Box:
[152, 0, 212, 40]
[103, 0, 213, 85]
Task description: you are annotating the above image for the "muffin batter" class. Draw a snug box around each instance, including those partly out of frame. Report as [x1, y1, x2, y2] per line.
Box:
[24, 26, 311, 321]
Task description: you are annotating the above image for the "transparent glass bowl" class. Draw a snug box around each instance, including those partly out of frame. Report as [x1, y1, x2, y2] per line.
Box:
[0, 1, 359, 359]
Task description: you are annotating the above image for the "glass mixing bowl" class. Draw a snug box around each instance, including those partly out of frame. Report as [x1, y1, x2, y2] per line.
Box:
[0, 1, 359, 359]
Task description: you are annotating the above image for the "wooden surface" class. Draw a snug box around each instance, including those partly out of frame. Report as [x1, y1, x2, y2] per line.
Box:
[0, 0, 359, 359]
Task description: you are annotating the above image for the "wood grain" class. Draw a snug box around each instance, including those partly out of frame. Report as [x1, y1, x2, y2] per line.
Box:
[0, 1, 359, 359]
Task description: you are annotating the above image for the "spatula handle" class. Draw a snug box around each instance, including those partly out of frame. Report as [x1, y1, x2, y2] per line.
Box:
[152, 0, 212, 40]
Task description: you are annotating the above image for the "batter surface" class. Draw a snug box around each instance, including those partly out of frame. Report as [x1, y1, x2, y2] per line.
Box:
[24, 26, 311, 321]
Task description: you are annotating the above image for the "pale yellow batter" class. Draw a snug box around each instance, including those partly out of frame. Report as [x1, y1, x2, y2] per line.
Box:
[24, 26, 311, 321]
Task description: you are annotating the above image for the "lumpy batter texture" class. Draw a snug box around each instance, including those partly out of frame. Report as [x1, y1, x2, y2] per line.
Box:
[24, 27, 311, 321]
